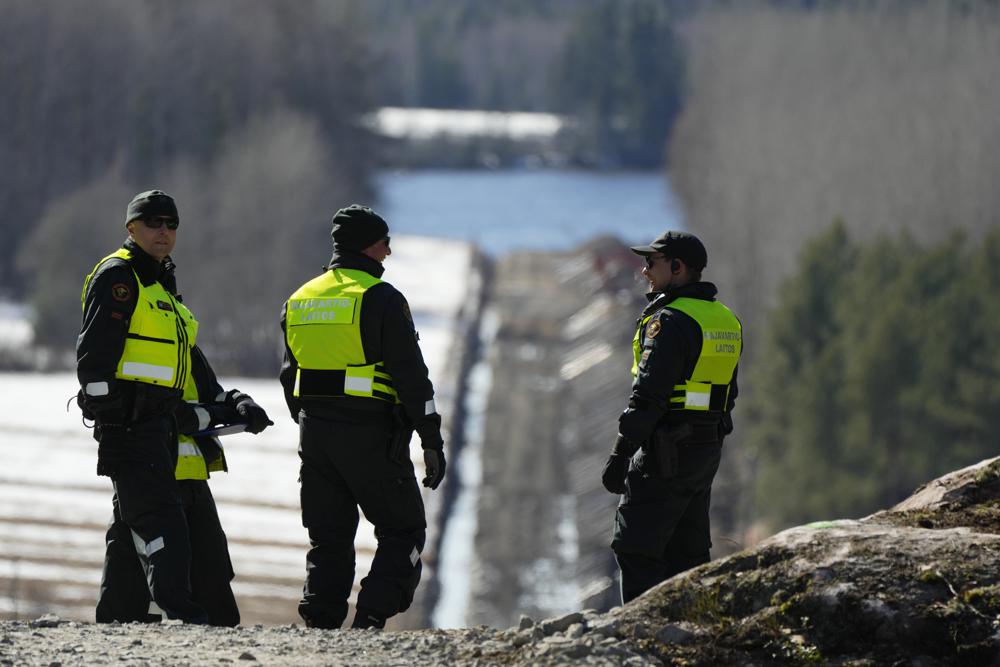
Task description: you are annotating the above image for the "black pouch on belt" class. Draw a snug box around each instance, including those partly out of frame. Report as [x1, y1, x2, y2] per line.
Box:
[653, 423, 693, 479]
[131, 383, 182, 422]
[389, 405, 414, 463]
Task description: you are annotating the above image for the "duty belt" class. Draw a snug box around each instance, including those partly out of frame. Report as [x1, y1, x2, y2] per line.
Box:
[297, 366, 396, 403]
[128, 382, 183, 421]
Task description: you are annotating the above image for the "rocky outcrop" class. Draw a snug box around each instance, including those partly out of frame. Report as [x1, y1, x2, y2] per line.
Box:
[608, 455, 1000, 665]
[3, 457, 999, 664]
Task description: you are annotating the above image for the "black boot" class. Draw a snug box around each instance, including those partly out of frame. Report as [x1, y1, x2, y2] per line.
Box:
[351, 607, 385, 630]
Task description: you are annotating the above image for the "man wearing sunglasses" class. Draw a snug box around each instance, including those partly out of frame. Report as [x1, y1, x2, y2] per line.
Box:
[280, 204, 445, 630]
[601, 230, 742, 603]
[78, 190, 271, 625]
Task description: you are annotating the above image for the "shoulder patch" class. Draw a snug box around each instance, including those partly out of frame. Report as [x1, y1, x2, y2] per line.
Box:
[111, 283, 132, 302]
[646, 320, 662, 339]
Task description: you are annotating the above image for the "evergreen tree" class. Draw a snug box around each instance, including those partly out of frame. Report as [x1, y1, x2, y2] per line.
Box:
[552, 0, 685, 167]
[751, 223, 1000, 529]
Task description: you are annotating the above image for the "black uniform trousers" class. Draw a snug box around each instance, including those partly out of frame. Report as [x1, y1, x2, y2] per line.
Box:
[96, 476, 238, 626]
[94, 416, 208, 624]
[611, 441, 722, 603]
[297, 409, 426, 629]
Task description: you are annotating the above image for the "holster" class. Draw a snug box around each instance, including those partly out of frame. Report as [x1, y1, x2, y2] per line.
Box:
[651, 422, 693, 479]
[389, 405, 414, 463]
[129, 383, 183, 423]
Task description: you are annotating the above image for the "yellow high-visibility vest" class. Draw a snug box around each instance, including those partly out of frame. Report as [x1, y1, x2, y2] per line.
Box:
[285, 268, 399, 403]
[82, 248, 195, 391]
[631, 297, 741, 413]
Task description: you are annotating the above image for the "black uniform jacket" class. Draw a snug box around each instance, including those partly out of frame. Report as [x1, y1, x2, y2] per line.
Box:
[618, 281, 740, 447]
[279, 250, 440, 439]
[77, 240, 185, 423]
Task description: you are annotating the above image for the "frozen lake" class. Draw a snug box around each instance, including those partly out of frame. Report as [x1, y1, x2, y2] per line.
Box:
[378, 169, 683, 254]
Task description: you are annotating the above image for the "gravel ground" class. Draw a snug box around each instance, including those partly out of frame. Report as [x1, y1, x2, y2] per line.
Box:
[6, 459, 998, 665]
[0, 609, 660, 666]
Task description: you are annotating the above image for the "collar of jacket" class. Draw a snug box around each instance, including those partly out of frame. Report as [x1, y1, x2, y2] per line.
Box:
[325, 249, 385, 279]
[643, 281, 719, 316]
[122, 239, 173, 288]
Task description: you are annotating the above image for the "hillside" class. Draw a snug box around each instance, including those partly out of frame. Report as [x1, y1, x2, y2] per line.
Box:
[3, 457, 997, 665]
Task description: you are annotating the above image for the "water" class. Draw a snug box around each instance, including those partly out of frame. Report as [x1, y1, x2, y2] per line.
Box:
[377, 169, 684, 254]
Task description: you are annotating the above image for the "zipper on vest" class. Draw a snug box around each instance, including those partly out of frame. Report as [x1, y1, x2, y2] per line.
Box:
[167, 294, 189, 390]
[125, 333, 175, 345]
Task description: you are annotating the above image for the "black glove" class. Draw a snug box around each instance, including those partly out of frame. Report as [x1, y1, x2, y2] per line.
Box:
[601, 454, 629, 494]
[96, 423, 129, 478]
[207, 402, 241, 426]
[601, 434, 639, 494]
[226, 390, 273, 434]
[422, 448, 446, 490]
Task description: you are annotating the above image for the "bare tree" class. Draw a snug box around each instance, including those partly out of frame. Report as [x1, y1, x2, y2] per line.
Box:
[671, 1, 1000, 350]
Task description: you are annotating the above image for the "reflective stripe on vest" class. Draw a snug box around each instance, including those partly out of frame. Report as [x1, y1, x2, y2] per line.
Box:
[285, 268, 399, 403]
[631, 297, 742, 413]
[82, 249, 197, 391]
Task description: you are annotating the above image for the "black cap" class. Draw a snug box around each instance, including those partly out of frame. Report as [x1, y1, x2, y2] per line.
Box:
[330, 205, 389, 251]
[630, 230, 707, 270]
[125, 190, 178, 226]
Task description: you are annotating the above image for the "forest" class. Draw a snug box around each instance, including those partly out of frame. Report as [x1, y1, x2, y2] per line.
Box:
[1, 0, 684, 370]
[667, 1, 1000, 536]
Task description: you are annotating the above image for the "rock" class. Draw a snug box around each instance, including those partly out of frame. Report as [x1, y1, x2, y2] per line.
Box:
[518, 614, 535, 630]
[511, 630, 532, 647]
[30, 614, 62, 629]
[565, 623, 585, 638]
[561, 642, 592, 659]
[238, 652, 257, 661]
[540, 611, 584, 635]
[589, 618, 621, 638]
[655, 623, 694, 645]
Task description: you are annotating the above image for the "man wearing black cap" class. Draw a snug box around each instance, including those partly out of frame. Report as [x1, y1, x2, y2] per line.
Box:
[78, 190, 271, 625]
[601, 231, 742, 603]
[280, 204, 446, 630]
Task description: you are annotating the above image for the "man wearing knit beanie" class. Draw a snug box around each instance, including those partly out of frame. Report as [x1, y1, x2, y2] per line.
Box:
[280, 204, 446, 630]
[330, 205, 390, 253]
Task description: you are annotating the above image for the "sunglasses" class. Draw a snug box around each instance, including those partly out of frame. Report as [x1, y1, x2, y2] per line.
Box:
[142, 216, 179, 230]
[383, 235, 391, 248]
[644, 254, 666, 269]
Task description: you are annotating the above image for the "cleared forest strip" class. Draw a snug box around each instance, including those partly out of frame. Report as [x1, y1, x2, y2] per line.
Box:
[468, 240, 643, 628]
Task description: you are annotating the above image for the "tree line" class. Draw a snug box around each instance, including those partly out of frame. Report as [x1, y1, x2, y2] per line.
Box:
[366, 0, 685, 167]
[750, 224, 1000, 528]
